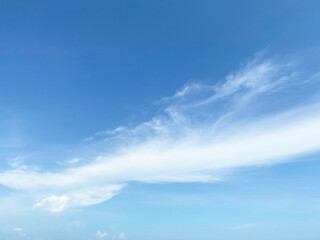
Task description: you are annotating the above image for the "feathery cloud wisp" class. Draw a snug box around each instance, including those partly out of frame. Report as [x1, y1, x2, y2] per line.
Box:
[96, 230, 107, 239]
[0, 53, 320, 212]
[118, 232, 125, 239]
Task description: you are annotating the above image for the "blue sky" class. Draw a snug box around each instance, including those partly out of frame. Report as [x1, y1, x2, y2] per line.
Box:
[1, 0, 320, 239]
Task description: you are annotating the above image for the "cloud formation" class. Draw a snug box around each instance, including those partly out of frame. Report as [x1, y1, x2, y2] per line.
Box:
[33, 185, 123, 213]
[34, 195, 69, 213]
[118, 232, 125, 239]
[96, 230, 108, 239]
[0, 53, 320, 212]
[13, 227, 27, 238]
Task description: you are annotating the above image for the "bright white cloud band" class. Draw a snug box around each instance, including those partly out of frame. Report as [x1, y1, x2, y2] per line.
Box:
[0, 53, 319, 212]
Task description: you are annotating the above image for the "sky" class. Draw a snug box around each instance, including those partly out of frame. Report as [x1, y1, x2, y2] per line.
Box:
[0, 0, 320, 239]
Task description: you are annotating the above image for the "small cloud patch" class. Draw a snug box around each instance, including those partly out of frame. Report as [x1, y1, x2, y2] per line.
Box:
[96, 230, 107, 238]
[34, 195, 69, 213]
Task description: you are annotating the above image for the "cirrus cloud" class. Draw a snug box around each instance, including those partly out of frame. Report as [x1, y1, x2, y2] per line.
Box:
[0, 53, 320, 212]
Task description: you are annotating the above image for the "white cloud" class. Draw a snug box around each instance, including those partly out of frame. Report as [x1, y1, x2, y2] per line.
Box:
[118, 232, 125, 239]
[34, 195, 69, 213]
[66, 158, 80, 164]
[67, 184, 124, 207]
[0, 53, 319, 212]
[96, 230, 107, 238]
[34, 185, 123, 212]
[8, 156, 27, 169]
[58, 158, 81, 165]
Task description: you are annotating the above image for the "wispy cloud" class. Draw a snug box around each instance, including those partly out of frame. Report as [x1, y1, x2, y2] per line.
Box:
[13, 227, 27, 238]
[8, 155, 27, 169]
[34, 195, 69, 213]
[118, 232, 125, 239]
[0, 53, 320, 212]
[33, 185, 123, 213]
[58, 158, 81, 166]
[96, 230, 107, 239]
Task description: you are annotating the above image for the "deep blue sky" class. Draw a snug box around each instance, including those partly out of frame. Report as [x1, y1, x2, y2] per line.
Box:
[0, 1, 320, 240]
